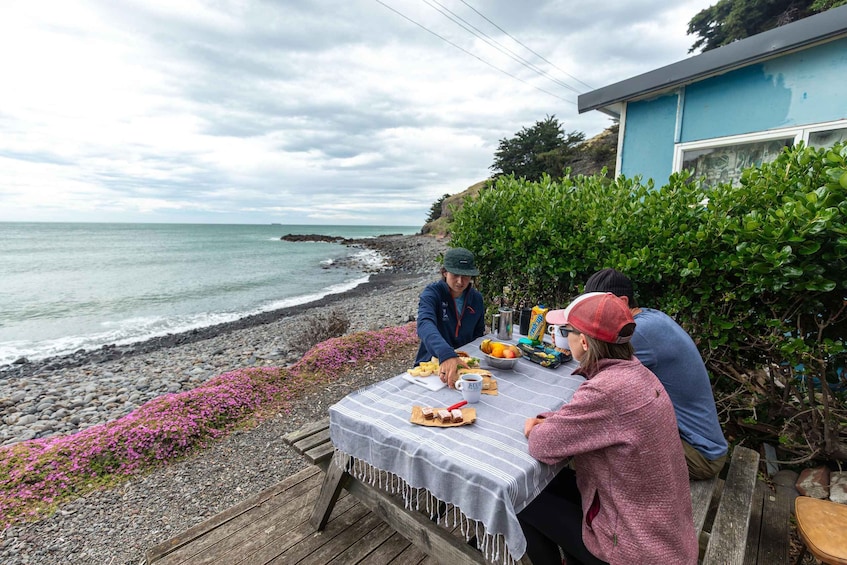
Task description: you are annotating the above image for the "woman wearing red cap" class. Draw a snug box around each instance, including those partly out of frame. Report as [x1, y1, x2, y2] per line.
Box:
[519, 292, 698, 565]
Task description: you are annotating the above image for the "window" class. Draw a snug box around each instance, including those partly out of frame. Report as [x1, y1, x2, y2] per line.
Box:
[681, 138, 794, 187]
[809, 127, 847, 149]
[675, 120, 847, 186]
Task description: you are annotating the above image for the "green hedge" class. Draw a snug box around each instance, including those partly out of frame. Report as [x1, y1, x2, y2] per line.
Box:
[451, 142, 847, 463]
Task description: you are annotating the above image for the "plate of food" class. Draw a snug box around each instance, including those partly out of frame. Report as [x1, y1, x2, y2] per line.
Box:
[478, 340, 522, 370]
[410, 403, 476, 427]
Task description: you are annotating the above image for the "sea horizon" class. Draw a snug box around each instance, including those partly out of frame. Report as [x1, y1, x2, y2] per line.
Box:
[0, 222, 419, 366]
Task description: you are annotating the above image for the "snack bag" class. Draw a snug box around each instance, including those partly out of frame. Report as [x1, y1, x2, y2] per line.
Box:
[527, 304, 549, 342]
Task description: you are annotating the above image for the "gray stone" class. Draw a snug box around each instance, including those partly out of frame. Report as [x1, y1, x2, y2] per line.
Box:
[3, 413, 20, 425]
[830, 471, 847, 504]
[15, 430, 36, 442]
[796, 466, 830, 499]
[16, 414, 37, 426]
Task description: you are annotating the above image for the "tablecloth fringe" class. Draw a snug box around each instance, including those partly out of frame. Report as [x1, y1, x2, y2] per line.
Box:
[333, 450, 518, 565]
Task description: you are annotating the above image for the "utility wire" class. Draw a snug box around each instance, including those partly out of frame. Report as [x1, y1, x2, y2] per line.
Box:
[373, 0, 576, 104]
[423, 0, 583, 95]
[459, 0, 595, 91]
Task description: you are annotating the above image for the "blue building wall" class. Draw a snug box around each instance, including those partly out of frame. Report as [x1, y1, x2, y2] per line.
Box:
[619, 94, 678, 182]
[619, 37, 847, 181]
[682, 38, 847, 142]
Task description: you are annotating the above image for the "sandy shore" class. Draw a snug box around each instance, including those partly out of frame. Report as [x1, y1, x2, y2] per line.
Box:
[0, 233, 449, 565]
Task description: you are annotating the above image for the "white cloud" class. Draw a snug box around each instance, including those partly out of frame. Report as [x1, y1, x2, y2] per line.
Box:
[0, 0, 713, 226]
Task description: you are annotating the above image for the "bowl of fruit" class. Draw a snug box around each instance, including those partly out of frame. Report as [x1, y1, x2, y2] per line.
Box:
[479, 339, 522, 370]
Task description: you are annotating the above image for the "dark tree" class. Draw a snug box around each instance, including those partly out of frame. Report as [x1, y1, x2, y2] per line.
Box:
[686, 0, 845, 53]
[490, 115, 585, 181]
[426, 194, 450, 222]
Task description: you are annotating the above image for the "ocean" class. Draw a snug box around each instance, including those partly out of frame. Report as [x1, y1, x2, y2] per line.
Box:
[0, 222, 418, 366]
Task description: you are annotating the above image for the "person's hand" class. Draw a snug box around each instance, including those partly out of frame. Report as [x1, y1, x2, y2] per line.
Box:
[439, 357, 468, 388]
[524, 417, 544, 438]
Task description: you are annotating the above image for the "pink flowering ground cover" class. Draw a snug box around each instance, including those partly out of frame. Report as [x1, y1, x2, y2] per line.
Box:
[0, 323, 419, 529]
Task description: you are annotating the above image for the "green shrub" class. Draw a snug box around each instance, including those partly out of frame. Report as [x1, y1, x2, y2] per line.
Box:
[451, 142, 847, 463]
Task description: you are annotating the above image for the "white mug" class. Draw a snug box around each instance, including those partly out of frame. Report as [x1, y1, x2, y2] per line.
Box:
[455, 373, 483, 403]
[547, 324, 568, 349]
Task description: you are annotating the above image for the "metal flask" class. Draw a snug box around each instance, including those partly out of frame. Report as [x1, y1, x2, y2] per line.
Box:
[496, 308, 513, 340]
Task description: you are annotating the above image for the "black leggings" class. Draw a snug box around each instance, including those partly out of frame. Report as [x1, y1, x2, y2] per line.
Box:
[517, 469, 608, 565]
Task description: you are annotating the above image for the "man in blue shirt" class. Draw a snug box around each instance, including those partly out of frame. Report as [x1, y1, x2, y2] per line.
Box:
[585, 268, 728, 479]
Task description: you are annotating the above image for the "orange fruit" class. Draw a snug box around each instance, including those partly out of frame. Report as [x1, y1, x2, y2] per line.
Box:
[490, 342, 506, 358]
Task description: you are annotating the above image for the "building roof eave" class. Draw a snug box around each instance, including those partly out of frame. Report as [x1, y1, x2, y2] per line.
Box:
[578, 5, 847, 115]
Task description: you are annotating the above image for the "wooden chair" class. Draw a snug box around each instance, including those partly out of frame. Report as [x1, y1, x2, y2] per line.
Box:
[795, 496, 847, 565]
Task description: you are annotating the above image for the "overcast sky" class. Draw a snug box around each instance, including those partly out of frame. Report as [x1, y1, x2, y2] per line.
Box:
[0, 0, 714, 226]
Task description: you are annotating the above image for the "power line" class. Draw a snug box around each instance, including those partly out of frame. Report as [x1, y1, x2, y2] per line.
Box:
[421, 0, 584, 95]
[372, 0, 576, 104]
[458, 0, 595, 91]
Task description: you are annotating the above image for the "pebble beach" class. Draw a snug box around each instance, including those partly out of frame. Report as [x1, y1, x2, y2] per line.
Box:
[0, 233, 449, 565]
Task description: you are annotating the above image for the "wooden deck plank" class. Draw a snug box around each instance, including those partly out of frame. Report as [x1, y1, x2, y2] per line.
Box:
[754, 479, 792, 564]
[267, 502, 374, 564]
[154, 469, 324, 565]
[296, 512, 387, 564]
[148, 456, 788, 565]
[210, 486, 324, 565]
[743, 481, 766, 565]
[343, 475, 487, 564]
[148, 467, 320, 565]
[234, 494, 360, 565]
[192, 500, 312, 565]
[324, 520, 397, 563]
[356, 530, 424, 564]
[161, 477, 321, 565]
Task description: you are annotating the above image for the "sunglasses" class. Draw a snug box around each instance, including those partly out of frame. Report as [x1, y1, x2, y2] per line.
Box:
[558, 326, 581, 337]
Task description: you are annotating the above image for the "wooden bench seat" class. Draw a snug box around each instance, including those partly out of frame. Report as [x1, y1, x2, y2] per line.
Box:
[697, 445, 759, 564]
[282, 417, 334, 471]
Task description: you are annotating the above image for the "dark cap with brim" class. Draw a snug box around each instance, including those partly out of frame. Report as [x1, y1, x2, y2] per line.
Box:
[584, 268, 634, 303]
[443, 247, 479, 276]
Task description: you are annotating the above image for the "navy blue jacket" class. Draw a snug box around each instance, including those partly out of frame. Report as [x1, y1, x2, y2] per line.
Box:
[415, 279, 485, 365]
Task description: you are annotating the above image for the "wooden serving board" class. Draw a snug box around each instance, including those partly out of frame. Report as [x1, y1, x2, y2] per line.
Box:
[410, 405, 476, 427]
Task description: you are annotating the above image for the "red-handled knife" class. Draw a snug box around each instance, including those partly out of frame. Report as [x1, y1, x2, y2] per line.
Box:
[447, 400, 468, 411]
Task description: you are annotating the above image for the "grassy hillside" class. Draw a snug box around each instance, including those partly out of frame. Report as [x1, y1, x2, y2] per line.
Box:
[421, 125, 619, 237]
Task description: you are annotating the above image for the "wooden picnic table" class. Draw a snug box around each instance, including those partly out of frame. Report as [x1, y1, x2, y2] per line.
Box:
[323, 333, 583, 564]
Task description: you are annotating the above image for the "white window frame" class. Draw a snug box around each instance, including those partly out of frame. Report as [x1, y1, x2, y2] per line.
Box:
[673, 118, 847, 177]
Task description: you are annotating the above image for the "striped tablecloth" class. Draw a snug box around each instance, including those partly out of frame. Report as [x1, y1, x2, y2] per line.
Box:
[329, 335, 582, 564]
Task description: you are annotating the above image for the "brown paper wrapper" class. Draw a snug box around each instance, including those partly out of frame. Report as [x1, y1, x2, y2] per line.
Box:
[411, 405, 476, 427]
[481, 375, 498, 395]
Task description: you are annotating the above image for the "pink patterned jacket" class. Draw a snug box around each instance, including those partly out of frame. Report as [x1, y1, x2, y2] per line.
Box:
[528, 357, 698, 565]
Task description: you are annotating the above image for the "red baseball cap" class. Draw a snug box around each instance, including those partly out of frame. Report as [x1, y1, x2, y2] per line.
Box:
[546, 292, 636, 344]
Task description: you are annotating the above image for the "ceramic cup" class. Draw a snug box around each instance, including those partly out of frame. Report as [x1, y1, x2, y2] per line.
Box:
[455, 373, 483, 403]
[547, 324, 568, 349]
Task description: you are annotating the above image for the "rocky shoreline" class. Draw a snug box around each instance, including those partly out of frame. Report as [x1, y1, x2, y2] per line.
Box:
[0, 233, 449, 564]
[0, 234, 447, 448]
